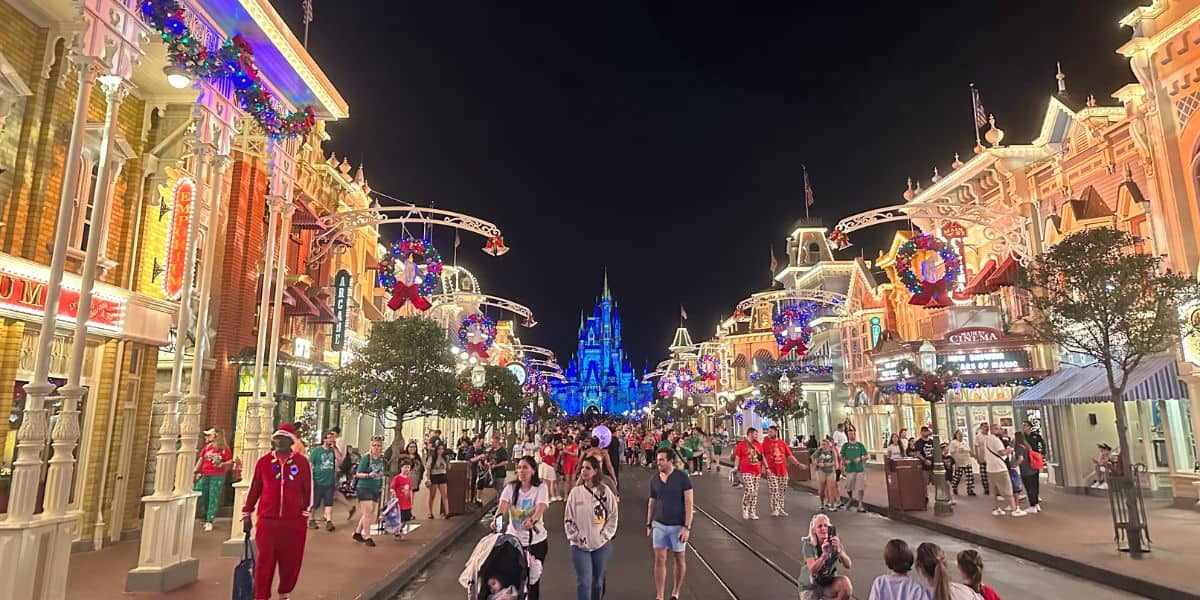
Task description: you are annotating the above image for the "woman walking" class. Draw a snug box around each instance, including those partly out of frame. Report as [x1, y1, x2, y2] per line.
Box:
[426, 442, 450, 518]
[564, 456, 618, 600]
[353, 437, 386, 547]
[948, 430, 977, 497]
[398, 441, 424, 494]
[1013, 432, 1041, 513]
[193, 428, 233, 532]
[498, 456, 550, 600]
[915, 543, 983, 600]
[813, 437, 839, 510]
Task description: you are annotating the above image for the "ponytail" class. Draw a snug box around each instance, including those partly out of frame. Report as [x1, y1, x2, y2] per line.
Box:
[916, 543, 952, 600]
[956, 549, 985, 593]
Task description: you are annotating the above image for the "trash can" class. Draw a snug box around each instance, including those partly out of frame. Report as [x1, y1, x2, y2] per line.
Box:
[885, 457, 926, 511]
[447, 460, 471, 516]
[788, 447, 811, 481]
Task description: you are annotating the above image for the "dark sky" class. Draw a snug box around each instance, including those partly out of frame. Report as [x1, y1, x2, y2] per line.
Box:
[273, 1, 1141, 371]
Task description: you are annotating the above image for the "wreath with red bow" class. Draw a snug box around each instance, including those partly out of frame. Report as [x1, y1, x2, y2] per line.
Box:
[896, 234, 961, 308]
[458, 313, 497, 359]
[773, 304, 816, 356]
[378, 237, 443, 311]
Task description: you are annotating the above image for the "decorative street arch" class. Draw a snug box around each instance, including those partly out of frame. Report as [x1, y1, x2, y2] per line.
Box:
[513, 345, 556, 360]
[426, 292, 537, 327]
[830, 201, 1033, 265]
[733, 288, 857, 316]
[527, 358, 563, 373]
[308, 205, 507, 266]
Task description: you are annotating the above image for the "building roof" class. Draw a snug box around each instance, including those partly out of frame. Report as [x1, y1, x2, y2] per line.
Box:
[1064, 186, 1114, 221]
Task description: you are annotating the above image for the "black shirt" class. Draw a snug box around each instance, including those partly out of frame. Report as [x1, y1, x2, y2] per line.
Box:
[649, 469, 693, 526]
[487, 447, 509, 480]
[1027, 432, 1047, 455]
[913, 438, 935, 471]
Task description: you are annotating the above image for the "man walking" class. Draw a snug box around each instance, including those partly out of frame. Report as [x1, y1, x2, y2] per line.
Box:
[839, 428, 869, 512]
[242, 423, 313, 600]
[308, 430, 339, 531]
[487, 434, 511, 497]
[733, 427, 764, 520]
[984, 423, 1024, 517]
[912, 427, 935, 505]
[648, 448, 693, 600]
[762, 425, 805, 516]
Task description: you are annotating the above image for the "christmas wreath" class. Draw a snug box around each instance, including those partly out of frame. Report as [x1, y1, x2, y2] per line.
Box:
[458, 312, 497, 359]
[896, 234, 961, 307]
[657, 373, 678, 398]
[378, 237, 443, 311]
[773, 304, 816, 356]
[895, 359, 958, 404]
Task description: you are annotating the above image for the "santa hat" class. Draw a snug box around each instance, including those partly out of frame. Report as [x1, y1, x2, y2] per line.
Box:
[272, 423, 299, 442]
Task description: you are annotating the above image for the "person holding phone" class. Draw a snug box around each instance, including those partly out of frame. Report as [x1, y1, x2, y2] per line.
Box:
[798, 513, 853, 600]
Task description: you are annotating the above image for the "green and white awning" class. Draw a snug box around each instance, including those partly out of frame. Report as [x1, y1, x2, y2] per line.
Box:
[1013, 354, 1188, 407]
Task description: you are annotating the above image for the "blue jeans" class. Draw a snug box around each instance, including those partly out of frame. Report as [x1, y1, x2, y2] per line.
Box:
[570, 541, 614, 600]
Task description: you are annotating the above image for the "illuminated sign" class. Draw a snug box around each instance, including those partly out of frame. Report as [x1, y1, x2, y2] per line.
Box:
[0, 268, 124, 330]
[506, 362, 527, 386]
[162, 177, 195, 300]
[294, 337, 311, 359]
[332, 271, 351, 351]
[875, 359, 908, 381]
[944, 327, 1003, 344]
[938, 350, 1030, 374]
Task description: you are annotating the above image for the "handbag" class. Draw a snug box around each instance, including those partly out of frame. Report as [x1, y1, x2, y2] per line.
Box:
[232, 532, 255, 600]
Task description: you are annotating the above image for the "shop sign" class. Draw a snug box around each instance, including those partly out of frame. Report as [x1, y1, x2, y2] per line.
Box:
[0, 268, 124, 330]
[331, 271, 350, 351]
[937, 349, 1030, 374]
[944, 327, 1003, 344]
[875, 358, 910, 381]
[162, 177, 195, 300]
[294, 337, 311, 359]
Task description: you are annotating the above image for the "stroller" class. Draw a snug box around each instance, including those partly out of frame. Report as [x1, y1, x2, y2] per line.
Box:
[458, 518, 540, 600]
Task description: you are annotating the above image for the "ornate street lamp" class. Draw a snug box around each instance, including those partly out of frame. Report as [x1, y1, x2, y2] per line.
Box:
[778, 372, 793, 395]
[471, 362, 486, 388]
[919, 340, 954, 517]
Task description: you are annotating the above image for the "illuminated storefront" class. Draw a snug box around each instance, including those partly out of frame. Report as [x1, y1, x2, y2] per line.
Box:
[229, 349, 335, 456]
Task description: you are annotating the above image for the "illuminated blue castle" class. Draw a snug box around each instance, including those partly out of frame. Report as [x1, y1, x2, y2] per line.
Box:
[551, 274, 653, 415]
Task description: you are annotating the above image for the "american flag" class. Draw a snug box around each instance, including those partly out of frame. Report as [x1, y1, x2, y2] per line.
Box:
[454, 230, 461, 249]
[803, 166, 815, 208]
[972, 86, 988, 129]
[680, 305, 688, 321]
[769, 245, 778, 274]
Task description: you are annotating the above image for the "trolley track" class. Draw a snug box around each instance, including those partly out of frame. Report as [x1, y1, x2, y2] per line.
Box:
[686, 502, 803, 599]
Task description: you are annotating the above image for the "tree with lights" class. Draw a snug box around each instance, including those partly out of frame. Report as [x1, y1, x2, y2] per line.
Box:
[330, 317, 459, 456]
[1019, 227, 1199, 553]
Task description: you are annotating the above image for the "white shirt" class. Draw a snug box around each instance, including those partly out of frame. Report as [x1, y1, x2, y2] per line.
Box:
[832, 430, 848, 452]
[500, 482, 550, 545]
[983, 434, 1009, 473]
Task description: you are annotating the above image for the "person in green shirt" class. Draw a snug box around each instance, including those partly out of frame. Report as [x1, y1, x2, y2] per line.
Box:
[839, 428, 869, 513]
[353, 438, 387, 547]
[682, 429, 705, 476]
[308, 431, 340, 531]
[813, 438, 838, 510]
[710, 424, 730, 473]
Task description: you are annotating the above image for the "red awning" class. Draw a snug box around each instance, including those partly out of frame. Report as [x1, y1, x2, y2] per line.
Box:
[291, 199, 328, 232]
[283, 285, 320, 317]
[962, 259, 997, 295]
[308, 298, 338, 324]
[984, 255, 1018, 289]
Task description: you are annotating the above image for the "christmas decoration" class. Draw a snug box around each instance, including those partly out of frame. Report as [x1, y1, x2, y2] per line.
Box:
[458, 312, 497, 359]
[896, 234, 961, 307]
[773, 303, 817, 356]
[828, 229, 850, 250]
[750, 370, 812, 423]
[696, 354, 720, 383]
[140, 0, 316, 138]
[483, 235, 509, 256]
[657, 372, 678, 398]
[377, 237, 443, 311]
[895, 359, 959, 404]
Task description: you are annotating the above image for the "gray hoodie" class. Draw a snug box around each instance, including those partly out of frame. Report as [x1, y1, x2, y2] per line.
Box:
[563, 481, 619, 551]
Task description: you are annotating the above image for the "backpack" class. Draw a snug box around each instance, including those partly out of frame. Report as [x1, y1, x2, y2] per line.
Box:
[1028, 449, 1044, 471]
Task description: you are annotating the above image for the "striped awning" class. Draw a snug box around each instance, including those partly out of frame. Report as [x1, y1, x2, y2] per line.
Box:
[1013, 354, 1188, 407]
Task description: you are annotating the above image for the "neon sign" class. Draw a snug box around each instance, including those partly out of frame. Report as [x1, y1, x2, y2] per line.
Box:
[332, 271, 350, 351]
[162, 177, 195, 300]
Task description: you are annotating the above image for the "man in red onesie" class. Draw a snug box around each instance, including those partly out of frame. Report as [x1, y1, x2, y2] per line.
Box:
[242, 423, 313, 600]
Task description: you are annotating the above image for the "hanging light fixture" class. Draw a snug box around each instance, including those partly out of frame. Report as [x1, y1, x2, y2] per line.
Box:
[471, 363, 486, 388]
[163, 65, 194, 89]
[778, 372, 793, 394]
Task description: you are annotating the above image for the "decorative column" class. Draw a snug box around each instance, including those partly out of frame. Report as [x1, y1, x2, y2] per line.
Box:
[126, 133, 210, 592]
[3, 56, 102, 525]
[263, 202, 296, 432]
[45, 74, 130, 516]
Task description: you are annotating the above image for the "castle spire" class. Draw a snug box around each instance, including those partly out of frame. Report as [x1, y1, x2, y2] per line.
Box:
[601, 268, 612, 301]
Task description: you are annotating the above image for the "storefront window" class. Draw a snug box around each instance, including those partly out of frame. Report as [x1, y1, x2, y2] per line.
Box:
[1163, 399, 1196, 471]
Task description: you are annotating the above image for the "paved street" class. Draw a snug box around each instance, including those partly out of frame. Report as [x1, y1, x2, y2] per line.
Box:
[396, 465, 1139, 599]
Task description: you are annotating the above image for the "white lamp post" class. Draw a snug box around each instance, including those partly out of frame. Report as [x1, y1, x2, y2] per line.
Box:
[918, 340, 953, 516]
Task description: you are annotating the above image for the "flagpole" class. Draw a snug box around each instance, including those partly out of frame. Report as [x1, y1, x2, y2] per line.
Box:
[802, 165, 810, 220]
[970, 83, 982, 148]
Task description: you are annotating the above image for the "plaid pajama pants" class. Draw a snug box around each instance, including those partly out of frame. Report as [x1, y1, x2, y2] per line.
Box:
[952, 466, 976, 494]
[739, 473, 760, 515]
[767, 474, 789, 513]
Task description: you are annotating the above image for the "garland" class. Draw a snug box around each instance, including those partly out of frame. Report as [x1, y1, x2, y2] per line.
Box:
[773, 303, 816, 356]
[896, 234, 961, 307]
[458, 312, 497, 359]
[895, 359, 959, 404]
[378, 237, 443, 311]
[750, 371, 811, 422]
[140, 0, 316, 138]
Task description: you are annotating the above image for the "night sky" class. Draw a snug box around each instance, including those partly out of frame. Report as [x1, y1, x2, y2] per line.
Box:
[273, 1, 1141, 371]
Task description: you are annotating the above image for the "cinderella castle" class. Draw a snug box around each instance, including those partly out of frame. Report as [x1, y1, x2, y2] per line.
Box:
[551, 274, 654, 415]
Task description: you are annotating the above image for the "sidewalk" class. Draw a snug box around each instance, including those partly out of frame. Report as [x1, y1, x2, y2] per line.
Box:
[67, 485, 494, 599]
[771, 462, 1200, 600]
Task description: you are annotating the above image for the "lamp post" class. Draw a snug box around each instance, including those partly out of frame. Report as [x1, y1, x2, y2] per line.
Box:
[919, 341, 953, 516]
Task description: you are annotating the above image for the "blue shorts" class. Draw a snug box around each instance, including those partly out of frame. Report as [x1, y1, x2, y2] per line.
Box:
[652, 521, 687, 553]
[313, 484, 335, 508]
[357, 488, 380, 503]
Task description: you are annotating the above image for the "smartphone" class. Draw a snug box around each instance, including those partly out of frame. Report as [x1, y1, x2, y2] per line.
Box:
[492, 514, 504, 533]
[827, 525, 837, 539]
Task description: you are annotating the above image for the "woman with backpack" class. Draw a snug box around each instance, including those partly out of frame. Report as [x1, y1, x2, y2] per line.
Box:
[1012, 432, 1041, 513]
[564, 455, 618, 600]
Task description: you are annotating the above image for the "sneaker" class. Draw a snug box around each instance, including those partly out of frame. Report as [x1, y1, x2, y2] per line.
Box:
[991, 508, 1006, 516]
[770, 510, 780, 517]
[326, 521, 335, 532]
[308, 520, 318, 530]
[967, 491, 978, 497]
[1098, 483, 1108, 490]
[778, 509, 789, 517]
[203, 522, 213, 532]
[829, 505, 839, 512]
[1090, 482, 1100, 489]
[749, 513, 760, 520]
[1031, 505, 1041, 513]
[857, 507, 867, 513]
[996, 495, 1004, 501]
[950, 499, 958, 505]
[1011, 509, 1027, 517]
[365, 538, 377, 547]
[352, 532, 364, 543]
[742, 510, 750, 520]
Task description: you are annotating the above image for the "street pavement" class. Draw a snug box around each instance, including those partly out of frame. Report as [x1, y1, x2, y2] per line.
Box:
[396, 463, 1139, 599]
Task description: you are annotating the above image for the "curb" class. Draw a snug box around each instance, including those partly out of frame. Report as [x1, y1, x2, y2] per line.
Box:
[717, 460, 1195, 600]
[357, 499, 498, 600]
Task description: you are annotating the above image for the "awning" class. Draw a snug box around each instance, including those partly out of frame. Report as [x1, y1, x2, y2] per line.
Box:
[731, 354, 747, 368]
[291, 199, 328, 232]
[283, 285, 319, 317]
[1013, 354, 1189, 407]
[962, 259, 998, 295]
[309, 299, 338, 324]
[984, 255, 1018, 289]
[361, 297, 386, 323]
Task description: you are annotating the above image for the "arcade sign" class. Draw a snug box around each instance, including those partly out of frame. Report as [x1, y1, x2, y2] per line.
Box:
[331, 271, 351, 351]
[0, 262, 125, 331]
[944, 327, 1003, 344]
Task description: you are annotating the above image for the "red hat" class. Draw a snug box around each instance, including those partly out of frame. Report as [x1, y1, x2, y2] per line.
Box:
[273, 423, 299, 442]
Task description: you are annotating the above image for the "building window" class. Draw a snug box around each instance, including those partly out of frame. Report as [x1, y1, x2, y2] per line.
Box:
[71, 157, 101, 250]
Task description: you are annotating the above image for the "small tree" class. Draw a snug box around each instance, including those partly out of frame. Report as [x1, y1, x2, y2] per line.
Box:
[1019, 227, 1199, 552]
[456, 365, 524, 432]
[330, 317, 459, 455]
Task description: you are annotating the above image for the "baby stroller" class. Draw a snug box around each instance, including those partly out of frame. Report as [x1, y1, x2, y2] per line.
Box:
[458, 518, 540, 600]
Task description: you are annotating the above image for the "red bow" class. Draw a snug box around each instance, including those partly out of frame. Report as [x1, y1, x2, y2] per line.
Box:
[483, 236, 508, 256]
[387, 282, 431, 311]
[908, 279, 954, 308]
[779, 338, 808, 356]
[466, 342, 490, 360]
